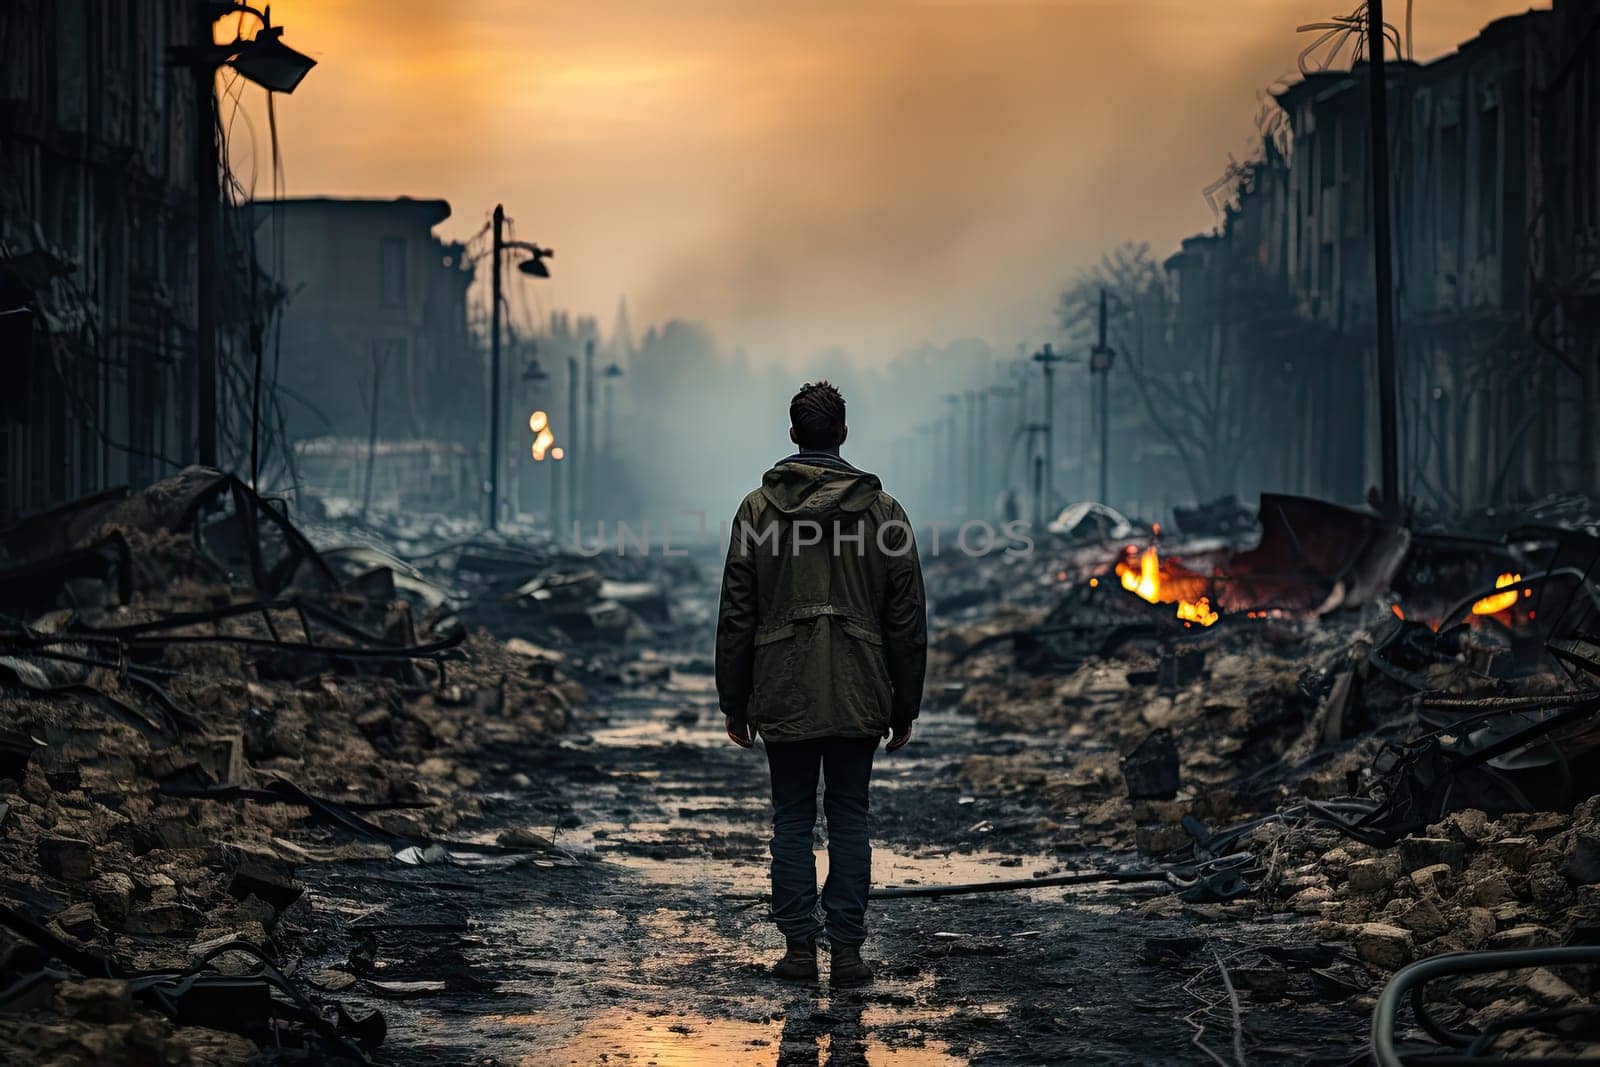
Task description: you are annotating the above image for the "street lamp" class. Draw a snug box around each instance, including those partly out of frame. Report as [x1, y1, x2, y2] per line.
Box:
[224, 25, 317, 93]
[487, 203, 554, 530]
[169, 2, 316, 470]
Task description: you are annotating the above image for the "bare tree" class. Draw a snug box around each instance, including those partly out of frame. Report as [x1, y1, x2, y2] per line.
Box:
[1056, 242, 1251, 502]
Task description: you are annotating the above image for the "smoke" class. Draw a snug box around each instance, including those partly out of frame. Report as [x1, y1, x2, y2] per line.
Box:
[249, 1, 1538, 366]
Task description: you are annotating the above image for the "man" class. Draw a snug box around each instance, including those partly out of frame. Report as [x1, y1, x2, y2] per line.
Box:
[715, 381, 927, 986]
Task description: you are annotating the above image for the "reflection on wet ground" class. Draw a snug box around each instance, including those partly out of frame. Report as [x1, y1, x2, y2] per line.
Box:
[296, 662, 1361, 1065]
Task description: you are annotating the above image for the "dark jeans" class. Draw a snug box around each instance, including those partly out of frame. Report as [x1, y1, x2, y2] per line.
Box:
[764, 735, 879, 946]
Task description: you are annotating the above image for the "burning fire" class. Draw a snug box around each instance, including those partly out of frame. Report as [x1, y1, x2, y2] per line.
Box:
[1118, 545, 1161, 602]
[1115, 544, 1219, 627]
[1471, 572, 1522, 616]
[1177, 597, 1218, 626]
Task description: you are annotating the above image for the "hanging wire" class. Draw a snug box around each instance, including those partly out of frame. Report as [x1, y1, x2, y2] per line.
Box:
[1296, 1, 1412, 75]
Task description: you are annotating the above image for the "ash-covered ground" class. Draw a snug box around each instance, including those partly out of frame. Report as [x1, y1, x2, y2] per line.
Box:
[3, 475, 1600, 1064]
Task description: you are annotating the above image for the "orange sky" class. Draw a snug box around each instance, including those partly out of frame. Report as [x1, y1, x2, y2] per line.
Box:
[232, 0, 1547, 363]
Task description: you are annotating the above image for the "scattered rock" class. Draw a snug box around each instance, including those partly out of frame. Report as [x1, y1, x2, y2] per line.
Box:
[1346, 857, 1397, 893]
[1352, 922, 1413, 969]
[38, 835, 94, 881]
[56, 979, 132, 1024]
[1399, 835, 1466, 873]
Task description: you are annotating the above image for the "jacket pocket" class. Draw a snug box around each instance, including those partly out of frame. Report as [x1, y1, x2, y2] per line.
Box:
[750, 624, 805, 727]
[839, 619, 893, 728]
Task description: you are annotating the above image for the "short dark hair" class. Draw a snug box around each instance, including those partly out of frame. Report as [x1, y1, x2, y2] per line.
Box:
[790, 381, 846, 449]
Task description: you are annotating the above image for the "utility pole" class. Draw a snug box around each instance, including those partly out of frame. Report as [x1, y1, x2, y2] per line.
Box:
[1032, 343, 1070, 523]
[581, 338, 595, 520]
[1032, 454, 1046, 531]
[976, 389, 989, 516]
[986, 384, 1017, 519]
[550, 416, 562, 532]
[360, 342, 384, 518]
[943, 395, 960, 520]
[1367, 0, 1402, 520]
[1090, 288, 1117, 506]
[488, 204, 505, 529]
[175, 5, 316, 471]
[567, 356, 579, 532]
[192, 13, 219, 468]
[964, 390, 978, 516]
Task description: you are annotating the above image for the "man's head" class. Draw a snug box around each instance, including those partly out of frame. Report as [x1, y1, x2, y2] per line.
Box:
[789, 380, 847, 451]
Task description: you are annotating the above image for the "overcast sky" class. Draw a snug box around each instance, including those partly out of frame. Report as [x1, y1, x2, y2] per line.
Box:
[234, 0, 1546, 363]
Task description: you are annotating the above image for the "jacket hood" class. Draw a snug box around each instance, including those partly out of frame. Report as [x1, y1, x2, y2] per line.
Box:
[760, 455, 882, 516]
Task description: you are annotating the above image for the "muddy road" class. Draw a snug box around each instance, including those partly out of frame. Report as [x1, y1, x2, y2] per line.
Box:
[292, 633, 1369, 1065]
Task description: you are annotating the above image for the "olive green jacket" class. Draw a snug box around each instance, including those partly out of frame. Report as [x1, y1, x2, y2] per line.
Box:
[715, 452, 927, 742]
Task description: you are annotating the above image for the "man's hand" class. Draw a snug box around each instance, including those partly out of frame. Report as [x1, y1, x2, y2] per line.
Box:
[886, 723, 913, 752]
[726, 715, 754, 748]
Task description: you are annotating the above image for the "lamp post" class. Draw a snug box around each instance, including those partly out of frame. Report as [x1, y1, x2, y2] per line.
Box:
[486, 204, 553, 529]
[601, 361, 624, 460]
[170, 2, 315, 470]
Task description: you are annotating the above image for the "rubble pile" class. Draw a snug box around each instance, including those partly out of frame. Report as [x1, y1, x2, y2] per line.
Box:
[938, 493, 1600, 1057]
[0, 468, 590, 1062]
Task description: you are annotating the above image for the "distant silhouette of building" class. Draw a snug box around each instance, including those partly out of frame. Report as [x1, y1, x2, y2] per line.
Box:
[241, 197, 481, 447]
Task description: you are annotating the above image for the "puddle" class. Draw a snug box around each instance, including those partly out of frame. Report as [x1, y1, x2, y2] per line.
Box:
[597, 841, 1066, 897]
[476, 1006, 966, 1066]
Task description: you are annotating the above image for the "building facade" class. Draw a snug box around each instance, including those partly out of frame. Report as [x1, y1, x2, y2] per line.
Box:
[0, 1, 209, 520]
[242, 197, 482, 451]
[1163, 2, 1599, 515]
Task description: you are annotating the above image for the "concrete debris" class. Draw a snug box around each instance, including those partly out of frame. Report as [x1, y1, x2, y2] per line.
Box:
[0, 468, 694, 1060]
[933, 491, 1600, 1056]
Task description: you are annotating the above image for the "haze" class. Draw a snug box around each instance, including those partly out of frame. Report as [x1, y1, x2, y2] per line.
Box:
[235, 0, 1545, 362]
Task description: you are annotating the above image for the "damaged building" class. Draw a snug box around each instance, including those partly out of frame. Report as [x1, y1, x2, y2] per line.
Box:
[5, 1, 1600, 1065]
[0, 1, 216, 518]
[241, 197, 482, 449]
[1156, 1, 1600, 516]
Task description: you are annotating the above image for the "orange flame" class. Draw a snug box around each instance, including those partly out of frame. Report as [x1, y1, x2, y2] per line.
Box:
[1117, 545, 1161, 602]
[1114, 544, 1218, 626]
[1471, 573, 1522, 616]
[1177, 596, 1218, 626]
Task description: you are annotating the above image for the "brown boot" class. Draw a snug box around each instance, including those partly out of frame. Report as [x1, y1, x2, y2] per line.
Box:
[830, 941, 873, 986]
[772, 937, 819, 982]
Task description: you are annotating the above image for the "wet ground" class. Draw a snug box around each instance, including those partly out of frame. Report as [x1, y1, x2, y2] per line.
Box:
[288, 656, 1372, 1066]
